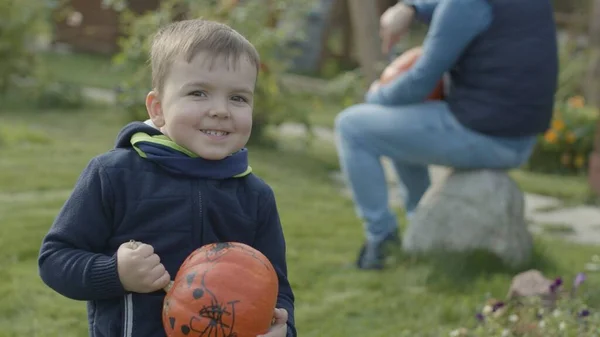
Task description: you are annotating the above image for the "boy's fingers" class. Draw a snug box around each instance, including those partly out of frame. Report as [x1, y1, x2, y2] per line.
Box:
[257, 324, 286, 337]
[151, 270, 171, 290]
[146, 253, 161, 266]
[135, 243, 155, 257]
[122, 240, 137, 250]
[273, 308, 288, 323]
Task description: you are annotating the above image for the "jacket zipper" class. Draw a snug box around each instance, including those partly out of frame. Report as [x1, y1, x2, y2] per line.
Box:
[120, 184, 203, 337]
[198, 187, 204, 244]
[123, 293, 133, 337]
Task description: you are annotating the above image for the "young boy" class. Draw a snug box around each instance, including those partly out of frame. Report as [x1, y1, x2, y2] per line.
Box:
[38, 19, 296, 337]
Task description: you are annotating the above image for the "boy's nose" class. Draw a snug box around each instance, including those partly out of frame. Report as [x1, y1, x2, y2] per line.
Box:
[209, 105, 230, 119]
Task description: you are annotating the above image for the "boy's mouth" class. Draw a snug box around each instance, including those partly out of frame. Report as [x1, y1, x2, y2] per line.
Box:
[201, 130, 230, 136]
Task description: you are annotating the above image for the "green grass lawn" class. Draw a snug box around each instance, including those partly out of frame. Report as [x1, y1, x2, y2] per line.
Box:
[0, 107, 599, 336]
[510, 169, 593, 204]
[40, 51, 134, 90]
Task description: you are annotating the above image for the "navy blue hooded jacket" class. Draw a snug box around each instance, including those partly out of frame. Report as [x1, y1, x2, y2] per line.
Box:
[38, 122, 296, 337]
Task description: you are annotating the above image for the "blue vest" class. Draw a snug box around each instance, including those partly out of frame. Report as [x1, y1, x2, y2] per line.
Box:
[447, 0, 558, 137]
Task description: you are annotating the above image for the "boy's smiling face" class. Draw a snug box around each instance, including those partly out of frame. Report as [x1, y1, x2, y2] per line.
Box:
[146, 51, 257, 160]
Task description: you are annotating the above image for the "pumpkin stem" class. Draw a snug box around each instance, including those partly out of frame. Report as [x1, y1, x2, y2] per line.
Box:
[163, 280, 174, 292]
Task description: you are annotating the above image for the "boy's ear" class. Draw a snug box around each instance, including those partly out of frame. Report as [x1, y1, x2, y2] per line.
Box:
[146, 90, 165, 128]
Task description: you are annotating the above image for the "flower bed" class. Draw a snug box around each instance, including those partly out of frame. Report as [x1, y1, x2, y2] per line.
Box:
[447, 256, 600, 336]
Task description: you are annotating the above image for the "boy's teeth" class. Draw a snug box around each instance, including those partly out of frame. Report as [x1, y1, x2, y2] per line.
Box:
[202, 130, 228, 136]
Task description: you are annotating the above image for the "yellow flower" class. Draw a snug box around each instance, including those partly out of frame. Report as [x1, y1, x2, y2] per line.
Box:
[574, 154, 585, 168]
[544, 130, 558, 143]
[565, 132, 576, 144]
[552, 119, 565, 131]
[568, 95, 585, 108]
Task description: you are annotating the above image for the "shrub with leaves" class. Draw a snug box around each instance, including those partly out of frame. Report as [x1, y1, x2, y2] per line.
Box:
[526, 95, 598, 174]
[0, 0, 86, 110]
[106, 0, 316, 145]
[554, 34, 591, 104]
[0, 0, 51, 93]
[448, 271, 599, 337]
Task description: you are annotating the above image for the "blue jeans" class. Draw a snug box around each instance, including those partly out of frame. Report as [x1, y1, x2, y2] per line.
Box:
[334, 101, 537, 244]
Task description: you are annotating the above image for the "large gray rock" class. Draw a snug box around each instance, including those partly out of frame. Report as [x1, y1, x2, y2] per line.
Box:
[402, 169, 533, 268]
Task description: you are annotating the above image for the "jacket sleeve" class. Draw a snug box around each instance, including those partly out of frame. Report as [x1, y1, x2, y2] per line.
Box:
[253, 186, 297, 337]
[38, 157, 127, 301]
[403, 0, 441, 24]
[367, 0, 492, 106]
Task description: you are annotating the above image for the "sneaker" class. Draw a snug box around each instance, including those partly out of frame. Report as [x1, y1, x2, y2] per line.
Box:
[356, 229, 400, 270]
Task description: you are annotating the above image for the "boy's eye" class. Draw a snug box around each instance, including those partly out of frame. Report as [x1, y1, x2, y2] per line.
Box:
[231, 96, 248, 103]
[189, 90, 206, 97]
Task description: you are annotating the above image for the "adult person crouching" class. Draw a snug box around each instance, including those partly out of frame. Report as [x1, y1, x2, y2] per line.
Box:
[334, 0, 559, 270]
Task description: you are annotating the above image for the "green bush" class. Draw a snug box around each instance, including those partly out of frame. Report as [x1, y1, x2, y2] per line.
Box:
[107, 0, 316, 145]
[523, 34, 598, 176]
[555, 37, 592, 103]
[526, 96, 598, 175]
[0, 0, 50, 93]
[0, 0, 85, 111]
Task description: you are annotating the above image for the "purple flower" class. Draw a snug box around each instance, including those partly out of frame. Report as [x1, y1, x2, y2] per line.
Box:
[492, 301, 505, 312]
[579, 309, 590, 318]
[550, 277, 563, 293]
[476, 313, 485, 322]
[574, 273, 586, 288]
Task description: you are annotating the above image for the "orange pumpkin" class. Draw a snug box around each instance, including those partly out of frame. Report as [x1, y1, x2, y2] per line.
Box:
[379, 46, 445, 101]
[162, 242, 279, 337]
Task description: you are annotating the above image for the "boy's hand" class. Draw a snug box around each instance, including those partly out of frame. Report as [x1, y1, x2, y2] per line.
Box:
[117, 240, 171, 293]
[257, 308, 288, 337]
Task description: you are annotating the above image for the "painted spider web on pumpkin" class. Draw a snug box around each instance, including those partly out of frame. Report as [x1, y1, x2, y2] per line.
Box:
[167, 266, 240, 337]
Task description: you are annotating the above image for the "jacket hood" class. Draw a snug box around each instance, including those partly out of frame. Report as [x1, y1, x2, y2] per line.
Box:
[114, 121, 162, 149]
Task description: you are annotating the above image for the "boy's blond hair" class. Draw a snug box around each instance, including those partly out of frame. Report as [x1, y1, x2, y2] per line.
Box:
[149, 19, 261, 92]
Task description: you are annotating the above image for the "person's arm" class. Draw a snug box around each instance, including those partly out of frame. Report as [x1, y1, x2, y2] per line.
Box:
[253, 186, 297, 337]
[402, 0, 441, 24]
[367, 0, 492, 106]
[38, 157, 127, 301]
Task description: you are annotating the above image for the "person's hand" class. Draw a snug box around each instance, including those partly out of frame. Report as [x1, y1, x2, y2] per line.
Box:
[368, 80, 381, 94]
[117, 240, 171, 293]
[380, 3, 416, 54]
[257, 308, 288, 337]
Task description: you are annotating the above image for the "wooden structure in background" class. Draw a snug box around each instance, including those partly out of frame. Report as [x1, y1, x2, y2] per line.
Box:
[586, 0, 600, 196]
[52, 0, 393, 73]
[313, 0, 395, 81]
[346, 0, 386, 83]
[585, 1, 600, 107]
[54, 0, 160, 54]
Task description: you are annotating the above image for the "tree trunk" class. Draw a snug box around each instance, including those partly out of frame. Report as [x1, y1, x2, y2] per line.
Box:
[586, 0, 600, 196]
[346, 0, 386, 84]
[339, 0, 353, 61]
